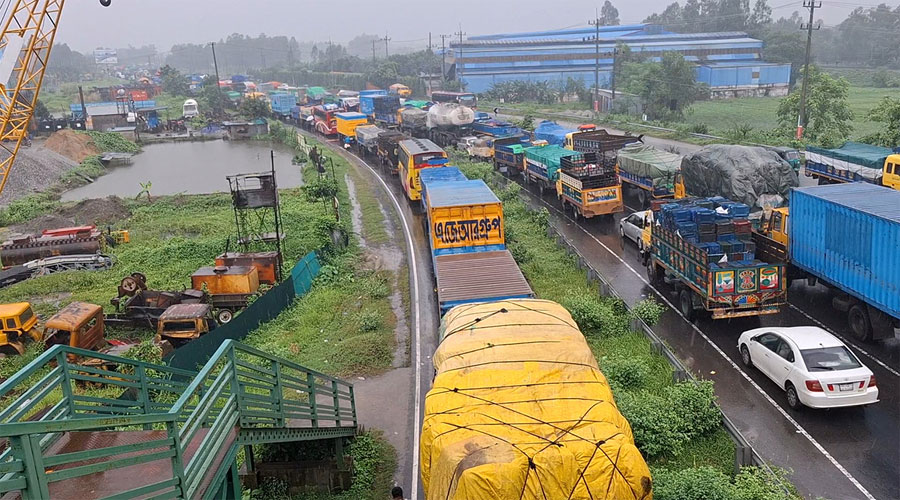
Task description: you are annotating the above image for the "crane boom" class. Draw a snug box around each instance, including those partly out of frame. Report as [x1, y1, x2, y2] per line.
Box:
[0, 0, 65, 197]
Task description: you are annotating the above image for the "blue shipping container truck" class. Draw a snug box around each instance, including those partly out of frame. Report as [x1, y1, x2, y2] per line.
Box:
[270, 93, 297, 117]
[359, 89, 388, 117]
[419, 166, 468, 212]
[372, 95, 401, 126]
[789, 183, 900, 340]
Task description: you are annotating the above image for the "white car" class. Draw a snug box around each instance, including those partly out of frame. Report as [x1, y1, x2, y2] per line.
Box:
[619, 210, 651, 251]
[738, 326, 878, 409]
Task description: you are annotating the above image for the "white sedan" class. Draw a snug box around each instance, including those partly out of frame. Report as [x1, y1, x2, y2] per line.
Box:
[737, 326, 878, 410]
[619, 210, 651, 251]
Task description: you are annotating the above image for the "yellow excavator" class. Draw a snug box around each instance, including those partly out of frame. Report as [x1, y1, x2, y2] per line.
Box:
[0, 0, 112, 198]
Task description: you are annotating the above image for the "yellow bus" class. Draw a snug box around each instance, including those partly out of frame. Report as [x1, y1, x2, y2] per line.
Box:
[398, 138, 448, 201]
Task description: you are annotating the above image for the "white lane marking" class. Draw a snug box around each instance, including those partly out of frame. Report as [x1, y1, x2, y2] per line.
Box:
[340, 148, 423, 500]
[521, 184, 878, 500]
[788, 303, 900, 378]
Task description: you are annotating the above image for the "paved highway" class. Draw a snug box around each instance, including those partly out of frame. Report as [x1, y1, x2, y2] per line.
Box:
[510, 174, 898, 500]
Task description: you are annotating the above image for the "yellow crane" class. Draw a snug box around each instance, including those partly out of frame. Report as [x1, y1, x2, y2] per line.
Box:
[0, 0, 111, 197]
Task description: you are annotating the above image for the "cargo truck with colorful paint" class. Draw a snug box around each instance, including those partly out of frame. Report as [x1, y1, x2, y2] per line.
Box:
[523, 144, 579, 195]
[805, 142, 900, 190]
[492, 135, 528, 175]
[616, 144, 686, 206]
[753, 183, 900, 341]
[556, 151, 623, 219]
[334, 111, 369, 146]
[646, 197, 787, 320]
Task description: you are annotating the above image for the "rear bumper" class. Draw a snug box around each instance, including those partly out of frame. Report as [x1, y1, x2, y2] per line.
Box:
[800, 387, 879, 409]
[711, 305, 782, 319]
[582, 200, 623, 217]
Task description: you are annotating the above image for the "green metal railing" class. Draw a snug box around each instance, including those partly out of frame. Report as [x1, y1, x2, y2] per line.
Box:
[0, 340, 357, 499]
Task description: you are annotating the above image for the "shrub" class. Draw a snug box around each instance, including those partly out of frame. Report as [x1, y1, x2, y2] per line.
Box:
[651, 466, 733, 500]
[604, 357, 650, 390]
[631, 298, 666, 325]
[355, 309, 382, 332]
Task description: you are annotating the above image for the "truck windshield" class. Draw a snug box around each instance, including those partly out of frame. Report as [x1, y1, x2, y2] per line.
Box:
[784, 151, 800, 161]
[800, 346, 862, 371]
[163, 321, 197, 332]
[19, 307, 33, 325]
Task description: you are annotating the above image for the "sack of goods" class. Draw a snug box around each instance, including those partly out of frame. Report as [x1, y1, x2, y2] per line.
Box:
[421, 299, 653, 500]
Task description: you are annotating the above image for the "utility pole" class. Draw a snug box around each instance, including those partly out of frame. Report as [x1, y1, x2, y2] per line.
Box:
[455, 27, 466, 89]
[328, 39, 335, 87]
[372, 39, 377, 62]
[210, 42, 222, 105]
[589, 12, 601, 112]
[383, 32, 391, 58]
[797, 0, 821, 140]
[611, 47, 619, 101]
[440, 34, 451, 86]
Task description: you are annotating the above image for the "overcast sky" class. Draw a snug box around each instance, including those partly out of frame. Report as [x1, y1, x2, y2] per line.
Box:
[56, 0, 894, 54]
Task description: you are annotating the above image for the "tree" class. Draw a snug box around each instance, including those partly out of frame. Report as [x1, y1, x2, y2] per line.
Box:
[34, 100, 50, 120]
[366, 60, 400, 88]
[600, 1, 620, 25]
[866, 96, 900, 147]
[622, 52, 706, 120]
[239, 96, 269, 120]
[198, 77, 231, 117]
[159, 65, 189, 96]
[776, 67, 853, 145]
[748, 0, 772, 28]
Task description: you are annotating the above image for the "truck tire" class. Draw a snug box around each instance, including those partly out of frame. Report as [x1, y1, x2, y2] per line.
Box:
[679, 289, 696, 321]
[646, 260, 662, 285]
[848, 304, 872, 342]
[217, 309, 234, 324]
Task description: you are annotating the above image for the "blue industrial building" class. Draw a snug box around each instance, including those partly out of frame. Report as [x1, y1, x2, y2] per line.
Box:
[450, 24, 791, 98]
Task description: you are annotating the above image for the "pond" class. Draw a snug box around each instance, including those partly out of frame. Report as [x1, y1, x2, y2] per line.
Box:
[61, 140, 302, 201]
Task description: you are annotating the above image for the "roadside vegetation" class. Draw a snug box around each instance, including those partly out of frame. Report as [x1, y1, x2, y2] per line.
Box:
[455, 154, 803, 499]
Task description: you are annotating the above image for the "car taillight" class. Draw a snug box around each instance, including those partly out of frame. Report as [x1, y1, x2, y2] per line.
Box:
[868, 376, 876, 388]
[805, 380, 823, 392]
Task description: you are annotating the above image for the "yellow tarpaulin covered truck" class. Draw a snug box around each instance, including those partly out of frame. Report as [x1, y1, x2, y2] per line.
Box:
[421, 299, 653, 500]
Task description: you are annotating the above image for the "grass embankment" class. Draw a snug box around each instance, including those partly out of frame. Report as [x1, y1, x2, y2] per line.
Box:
[0, 131, 141, 226]
[456, 156, 803, 500]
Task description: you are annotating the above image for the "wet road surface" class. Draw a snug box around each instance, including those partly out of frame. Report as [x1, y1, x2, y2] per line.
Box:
[305, 131, 438, 500]
[62, 140, 302, 201]
[510, 173, 898, 500]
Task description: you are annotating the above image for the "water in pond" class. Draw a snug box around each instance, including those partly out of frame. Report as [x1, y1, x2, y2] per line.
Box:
[61, 140, 302, 201]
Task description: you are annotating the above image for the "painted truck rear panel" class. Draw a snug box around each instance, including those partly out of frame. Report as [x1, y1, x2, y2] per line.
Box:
[425, 180, 504, 256]
[790, 183, 900, 319]
[335, 112, 368, 138]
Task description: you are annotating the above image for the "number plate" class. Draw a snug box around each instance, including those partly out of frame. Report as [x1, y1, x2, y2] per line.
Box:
[839, 383, 854, 392]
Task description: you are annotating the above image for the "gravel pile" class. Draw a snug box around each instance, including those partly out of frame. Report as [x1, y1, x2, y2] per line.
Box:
[0, 139, 77, 206]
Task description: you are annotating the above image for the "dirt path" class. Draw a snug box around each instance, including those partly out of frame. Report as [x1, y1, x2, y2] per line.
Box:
[343, 169, 413, 489]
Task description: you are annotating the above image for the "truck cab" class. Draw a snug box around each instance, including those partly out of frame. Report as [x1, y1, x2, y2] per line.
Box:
[883, 153, 900, 190]
[43, 302, 105, 360]
[156, 303, 216, 346]
[762, 207, 790, 247]
[0, 302, 41, 356]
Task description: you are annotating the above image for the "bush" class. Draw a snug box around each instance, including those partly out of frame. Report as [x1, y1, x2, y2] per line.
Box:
[355, 309, 382, 332]
[631, 298, 666, 325]
[604, 357, 650, 390]
[84, 131, 140, 153]
[617, 381, 719, 457]
[651, 465, 803, 500]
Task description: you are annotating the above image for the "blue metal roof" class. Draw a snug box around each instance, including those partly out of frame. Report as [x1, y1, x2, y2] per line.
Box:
[467, 24, 651, 41]
[420, 166, 467, 187]
[795, 183, 900, 223]
[427, 180, 499, 208]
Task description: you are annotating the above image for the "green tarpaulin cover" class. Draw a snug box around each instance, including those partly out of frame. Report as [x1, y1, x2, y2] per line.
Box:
[616, 144, 682, 188]
[525, 145, 579, 181]
[806, 141, 892, 171]
[307, 86, 327, 98]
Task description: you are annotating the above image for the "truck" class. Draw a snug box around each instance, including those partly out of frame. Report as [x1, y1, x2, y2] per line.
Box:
[764, 146, 802, 173]
[269, 92, 297, 119]
[523, 144, 579, 195]
[335, 111, 369, 146]
[564, 128, 642, 161]
[492, 135, 528, 175]
[470, 119, 521, 138]
[359, 89, 387, 118]
[805, 142, 900, 190]
[372, 95, 401, 127]
[376, 130, 409, 174]
[398, 106, 428, 137]
[645, 197, 788, 320]
[313, 105, 339, 136]
[155, 303, 217, 347]
[355, 125, 384, 157]
[533, 120, 574, 146]
[389, 83, 411, 97]
[426, 103, 476, 147]
[753, 183, 900, 341]
[0, 302, 41, 356]
[556, 152, 623, 219]
[616, 144, 685, 207]
[419, 177, 532, 313]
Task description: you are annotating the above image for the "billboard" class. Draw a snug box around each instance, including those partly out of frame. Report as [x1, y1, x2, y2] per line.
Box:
[93, 48, 117, 65]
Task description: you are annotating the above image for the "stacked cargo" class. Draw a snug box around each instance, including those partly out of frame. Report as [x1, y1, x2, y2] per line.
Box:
[533, 120, 574, 146]
[398, 106, 428, 136]
[805, 141, 898, 185]
[523, 144, 579, 192]
[471, 119, 521, 138]
[557, 152, 623, 218]
[648, 196, 786, 319]
[355, 125, 383, 156]
[566, 129, 642, 167]
[492, 135, 528, 174]
[616, 144, 683, 201]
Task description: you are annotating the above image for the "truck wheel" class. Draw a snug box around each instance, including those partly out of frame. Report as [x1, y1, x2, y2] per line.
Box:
[679, 289, 696, 321]
[217, 309, 234, 324]
[646, 261, 661, 284]
[848, 304, 872, 342]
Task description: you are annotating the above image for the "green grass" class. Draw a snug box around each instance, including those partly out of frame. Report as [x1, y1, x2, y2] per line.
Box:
[684, 86, 900, 140]
[346, 166, 389, 245]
